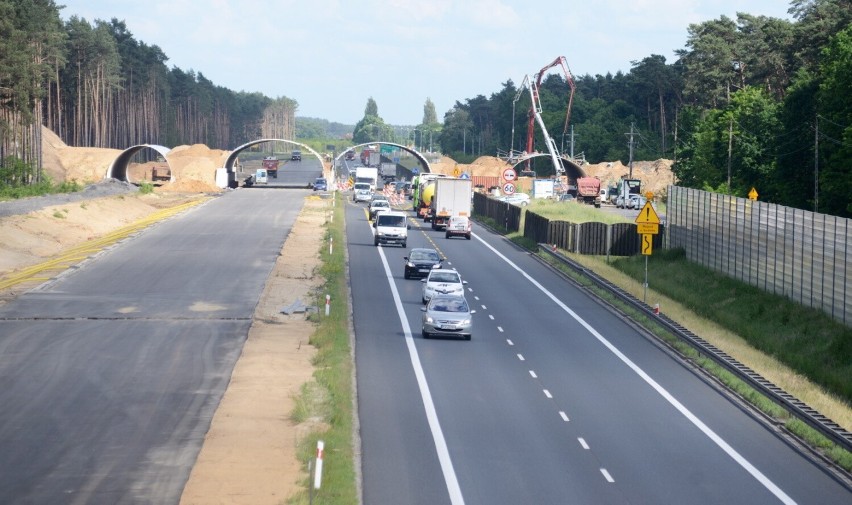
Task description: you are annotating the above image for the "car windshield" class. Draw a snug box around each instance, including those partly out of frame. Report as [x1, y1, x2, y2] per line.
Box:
[373, 201, 389, 207]
[377, 215, 405, 227]
[430, 298, 469, 312]
[430, 272, 460, 283]
[411, 250, 439, 261]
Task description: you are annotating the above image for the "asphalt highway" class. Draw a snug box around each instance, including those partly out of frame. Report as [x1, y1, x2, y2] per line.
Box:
[347, 196, 851, 504]
[0, 188, 307, 503]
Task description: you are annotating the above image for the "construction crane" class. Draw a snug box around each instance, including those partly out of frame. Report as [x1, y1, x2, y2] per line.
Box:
[511, 56, 576, 176]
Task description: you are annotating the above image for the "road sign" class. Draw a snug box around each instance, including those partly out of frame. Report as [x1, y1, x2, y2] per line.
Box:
[453, 165, 461, 177]
[503, 168, 517, 182]
[748, 187, 758, 200]
[503, 182, 516, 194]
[635, 201, 660, 225]
[637, 223, 659, 235]
[641, 234, 653, 255]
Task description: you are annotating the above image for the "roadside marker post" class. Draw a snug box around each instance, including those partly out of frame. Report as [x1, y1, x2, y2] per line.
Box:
[329, 236, 333, 255]
[314, 440, 324, 489]
[325, 295, 330, 316]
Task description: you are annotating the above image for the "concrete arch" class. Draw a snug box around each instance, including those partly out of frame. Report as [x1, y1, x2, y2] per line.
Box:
[334, 142, 431, 176]
[224, 138, 325, 173]
[106, 144, 172, 183]
[510, 153, 586, 180]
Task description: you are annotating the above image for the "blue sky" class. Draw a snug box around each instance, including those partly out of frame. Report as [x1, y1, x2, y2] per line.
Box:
[64, 1, 794, 125]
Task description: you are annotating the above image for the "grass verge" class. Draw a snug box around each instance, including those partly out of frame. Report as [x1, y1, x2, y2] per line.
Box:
[288, 193, 358, 504]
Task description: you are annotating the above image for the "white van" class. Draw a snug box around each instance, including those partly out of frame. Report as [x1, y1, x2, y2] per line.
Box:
[373, 211, 408, 247]
[255, 168, 268, 184]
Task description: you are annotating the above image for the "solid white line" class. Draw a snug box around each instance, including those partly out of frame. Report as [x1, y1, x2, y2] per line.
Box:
[529, 370, 538, 378]
[543, 389, 552, 399]
[578, 437, 589, 450]
[377, 247, 465, 505]
[473, 234, 797, 505]
[517, 354, 525, 361]
[601, 468, 615, 483]
[559, 411, 570, 422]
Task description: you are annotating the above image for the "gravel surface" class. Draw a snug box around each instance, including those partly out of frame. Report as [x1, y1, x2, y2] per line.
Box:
[0, 179, 137, 217]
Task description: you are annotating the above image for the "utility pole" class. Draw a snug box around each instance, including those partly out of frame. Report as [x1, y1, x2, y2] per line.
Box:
[814, 114, 819, 212]
[570, 124, 577, 160]
[625, 122, 636, 178]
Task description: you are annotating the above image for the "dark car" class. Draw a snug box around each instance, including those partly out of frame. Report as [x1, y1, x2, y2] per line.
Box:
[403, 248, 444, 279]
[313, 177, 327, 191]
[291, 150, 302, 161]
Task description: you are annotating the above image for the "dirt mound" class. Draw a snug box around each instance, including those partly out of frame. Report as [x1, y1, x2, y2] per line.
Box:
[582, 159, 675, 198]
[41, 126, 121, 183]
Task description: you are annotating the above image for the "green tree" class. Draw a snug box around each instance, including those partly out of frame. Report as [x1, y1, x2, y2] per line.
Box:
[364, 97, 378, 117]
[422, 97, 437, 125]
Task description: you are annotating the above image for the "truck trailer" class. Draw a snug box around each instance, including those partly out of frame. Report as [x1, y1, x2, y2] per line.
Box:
[379, 162, 396, 182]
[430, 178, 473, 231]
[355, 166, 378, 191]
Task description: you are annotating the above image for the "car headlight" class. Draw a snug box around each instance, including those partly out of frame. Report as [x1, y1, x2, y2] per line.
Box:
[425, 316, 434, 323]
[407, 262, 415, 267]
[459, 319, 471, 326]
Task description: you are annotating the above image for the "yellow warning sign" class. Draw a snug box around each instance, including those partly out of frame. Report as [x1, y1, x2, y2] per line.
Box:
[453, 164, 461, 177]
[748, 187, 758, 201]
[641, 234, 653, 255]
[635, 202, 660, 225]
[637, 223, 659, 235]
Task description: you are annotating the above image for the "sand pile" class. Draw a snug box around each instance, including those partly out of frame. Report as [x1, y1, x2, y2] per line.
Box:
[582, 159, 675, 198]
[41, 126, 121, 183]
[158, 144, 227, 193]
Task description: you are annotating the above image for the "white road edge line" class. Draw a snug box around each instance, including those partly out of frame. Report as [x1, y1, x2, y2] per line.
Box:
[377, 246, 465, 505]
[472, 234, 797, 505]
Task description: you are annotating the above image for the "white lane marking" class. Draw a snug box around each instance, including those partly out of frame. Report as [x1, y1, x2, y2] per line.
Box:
[473, 234, 797, 505]
[517, 354, 525, 361]
[529, 370, 538, 379]
[498, 327, 504, 333]
[474, 295, 480, 300]
[377, 247, 465, 505]
[481, 305, 487, 310]
[543, 389, 552, 399]
[601, 469, 615, 483]
[506, 338, 513, 345]
[578, 437, 590, 450]
[488, 314, 494, 320]
[559, 411, 570, 422]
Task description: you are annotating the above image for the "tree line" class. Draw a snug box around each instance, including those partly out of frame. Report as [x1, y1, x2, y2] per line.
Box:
[436, 0, 852, 217]
[0, 0, 296, 186]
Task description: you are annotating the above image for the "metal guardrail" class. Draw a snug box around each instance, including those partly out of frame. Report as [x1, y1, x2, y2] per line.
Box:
[537, 244, 852, 454]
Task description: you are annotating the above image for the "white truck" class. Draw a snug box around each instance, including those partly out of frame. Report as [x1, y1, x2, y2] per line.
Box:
[355, 166, 378, 191]
[430, 178, 472, 231]
[379, 162, 396, 182]
[368, 151, 381, 168]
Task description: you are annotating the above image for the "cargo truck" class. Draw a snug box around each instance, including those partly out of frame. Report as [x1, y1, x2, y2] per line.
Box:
[615, 177, 642, 209]
[576, 176, 602, 207]
[262, 156, 280, 178]
[379, 162, 396, 182]
[355, 166, 378, 191]
[430, 178, 472, 231]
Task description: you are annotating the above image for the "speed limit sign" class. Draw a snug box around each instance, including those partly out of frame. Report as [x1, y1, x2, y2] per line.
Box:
[503, 182, 516, 194]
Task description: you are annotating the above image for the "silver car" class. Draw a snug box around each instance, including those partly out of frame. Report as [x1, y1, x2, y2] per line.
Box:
[421, 295, 475, 340]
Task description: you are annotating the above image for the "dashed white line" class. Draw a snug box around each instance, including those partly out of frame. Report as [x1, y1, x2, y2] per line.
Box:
[517, 354, 525, 361]
[578, 438, 589, 450]
[481, 304, 487, 310]
[488, 314, 494, 320]
[474, 295, 480, 300]
[559, 411, 570, 422]
[600, 469, 615, 483]
[473, 233, 796, 505]
[543, 389, 552, 398]
[506, 338, 513, 345]
[497, 327, 504, 333]
[529, 370, 538, 378]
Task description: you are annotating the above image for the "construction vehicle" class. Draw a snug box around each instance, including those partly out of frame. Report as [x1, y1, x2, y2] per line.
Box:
[615, 178, 642, 209]
[151, 166, 171, 181]
[576, 177, 602, 207]
[512, 56, 576, 177]
[430, 178, 472, 231]
[412, 173, 444, 219]
[262, 156, 279, 178]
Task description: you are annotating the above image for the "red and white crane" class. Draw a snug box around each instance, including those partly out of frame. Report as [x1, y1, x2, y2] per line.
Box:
[512, 56, 576, 176]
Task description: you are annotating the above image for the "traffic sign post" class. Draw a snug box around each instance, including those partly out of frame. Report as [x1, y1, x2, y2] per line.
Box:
[635, 200, 660, 303]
